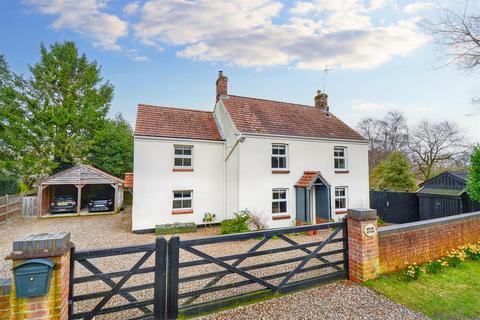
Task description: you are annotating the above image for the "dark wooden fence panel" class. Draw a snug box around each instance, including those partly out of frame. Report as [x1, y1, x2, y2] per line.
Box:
[69, 223, 349, 319]
[169, 222, 348, 319]
[69, 242, 162, 320]
[419, 195, 463, 220]
[370, 190, 419, 223]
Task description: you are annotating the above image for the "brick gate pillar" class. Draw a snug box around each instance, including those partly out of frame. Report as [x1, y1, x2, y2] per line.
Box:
[6, 233, 72, 320]
[347, 208, 379, 282]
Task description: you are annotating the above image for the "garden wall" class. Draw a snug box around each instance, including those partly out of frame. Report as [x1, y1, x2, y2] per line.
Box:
[378, 211, 480, 273]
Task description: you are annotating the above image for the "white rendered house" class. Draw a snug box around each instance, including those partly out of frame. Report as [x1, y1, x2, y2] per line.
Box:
[132, 72, 369, 232]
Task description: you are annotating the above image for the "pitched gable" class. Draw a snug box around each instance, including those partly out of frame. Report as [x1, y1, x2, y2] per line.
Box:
[38, 164, 124, 185]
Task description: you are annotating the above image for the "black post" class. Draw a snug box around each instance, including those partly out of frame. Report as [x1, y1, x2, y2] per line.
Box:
[154, 237, 168, 320]
[342, 221, 349, 279]
[68, 245, 76, 319]
[166, 236, 180, 320]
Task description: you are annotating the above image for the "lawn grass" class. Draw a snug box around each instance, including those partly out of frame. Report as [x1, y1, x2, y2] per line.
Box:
[364, 261, 480, 319]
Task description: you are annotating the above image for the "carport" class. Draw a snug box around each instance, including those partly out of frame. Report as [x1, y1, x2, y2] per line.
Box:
[37, 164, 124, 216]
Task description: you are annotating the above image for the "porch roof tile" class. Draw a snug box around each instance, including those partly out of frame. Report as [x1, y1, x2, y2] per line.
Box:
[295, 171, 321, 188]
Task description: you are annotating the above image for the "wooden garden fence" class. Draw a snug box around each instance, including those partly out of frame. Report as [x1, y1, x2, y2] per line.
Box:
[0, 194, 23, 224]
[21, 196, 38, 217]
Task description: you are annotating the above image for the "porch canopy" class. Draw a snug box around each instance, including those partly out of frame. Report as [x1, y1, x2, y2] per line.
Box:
[295, 171, 331, 223]
[36, 164, 124, 216]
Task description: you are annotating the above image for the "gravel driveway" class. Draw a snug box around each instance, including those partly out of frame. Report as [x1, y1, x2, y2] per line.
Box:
[0, 207, 218, 278]
[0, 209, 426, 320]
[198, 281, 428, 320]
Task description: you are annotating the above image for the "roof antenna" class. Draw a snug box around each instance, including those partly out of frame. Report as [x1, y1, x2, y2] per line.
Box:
[322, 66, 330, 93]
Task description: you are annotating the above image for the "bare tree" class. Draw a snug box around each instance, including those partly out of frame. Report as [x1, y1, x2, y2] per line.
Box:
[357, 118, 383, 150]
[424, 1, 480, 71]
[409, 120, 465, 180]
[357, 111, 409, 169]
[248, 211, 269, 230]
[357, 111, 409, 152]
[382, 111, 410, 152]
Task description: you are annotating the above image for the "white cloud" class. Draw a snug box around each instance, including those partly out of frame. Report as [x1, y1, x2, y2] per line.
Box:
[132, 55, 149, 62]
[352, 99, 393, 110]
[123, 1, 140, 16]
[134, 0, 283, 45]
[404, 1, 434, 14]
[25, 0, 127, 50]
[132, 0, 430, 70]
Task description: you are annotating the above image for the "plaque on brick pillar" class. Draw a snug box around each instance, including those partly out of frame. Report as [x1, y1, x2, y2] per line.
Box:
[364, 223, 377, 237]
[347, 208, 380, 282]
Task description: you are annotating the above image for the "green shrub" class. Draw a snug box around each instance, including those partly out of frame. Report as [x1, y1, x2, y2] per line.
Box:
[425, 260, 443, 274]
[404, 263, 425, 280]
[446, 249, 467, 267]
[467, 145, 480, 202]
[124, 191, 133, 205]
[0, 176, 20, 196]
[220, 211, 250, 234]
[462, 244, 480, 261]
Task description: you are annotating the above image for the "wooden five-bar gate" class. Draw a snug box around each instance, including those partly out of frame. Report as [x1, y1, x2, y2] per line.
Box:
[69, 221, 348, 319]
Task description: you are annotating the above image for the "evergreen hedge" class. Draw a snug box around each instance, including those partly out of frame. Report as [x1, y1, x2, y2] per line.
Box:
[0, 177, 20, 197]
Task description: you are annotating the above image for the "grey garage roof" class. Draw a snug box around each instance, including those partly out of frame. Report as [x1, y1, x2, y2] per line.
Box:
[417, 187, 466, 197]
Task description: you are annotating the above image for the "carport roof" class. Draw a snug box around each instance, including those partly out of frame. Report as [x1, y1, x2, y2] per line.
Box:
[37, 164, 124, 186]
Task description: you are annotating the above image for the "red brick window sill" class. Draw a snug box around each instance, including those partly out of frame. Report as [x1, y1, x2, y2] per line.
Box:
[272, 215, 291, 220]
[335, 210, 348, 214]
[173, 168, 194, 172]
[335, 170, 349, 174]
[171, 209, 194, 215]
[272, 170, 290, 174]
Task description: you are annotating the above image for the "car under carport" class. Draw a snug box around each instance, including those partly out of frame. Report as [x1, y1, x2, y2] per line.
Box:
[36, 164, 124, 216]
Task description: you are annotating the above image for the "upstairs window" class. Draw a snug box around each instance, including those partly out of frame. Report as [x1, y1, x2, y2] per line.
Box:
[174, 145, 193, 168]
[173, 190, 192, 210]
[334, 187, 348, 211]
[272, 189, 288, 215]
[334, 147, 347, 170]
[272, 144, 288, 170]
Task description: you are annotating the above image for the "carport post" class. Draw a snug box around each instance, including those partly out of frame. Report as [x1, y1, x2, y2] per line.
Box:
[37, 184, 48, 216]
[76, 184, 84, 214]
[111, 183, 118, 212]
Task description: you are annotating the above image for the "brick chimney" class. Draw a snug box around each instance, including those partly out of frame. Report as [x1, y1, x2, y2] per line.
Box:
[216, 71, 228, 101]
[314, 90, 329, 112]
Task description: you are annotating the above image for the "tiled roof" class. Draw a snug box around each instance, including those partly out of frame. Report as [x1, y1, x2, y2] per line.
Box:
[135, 104, 223, 141]
[295, 171, 319, 188]
[295, 171, 330, 188]
[221, 95, 366, 141]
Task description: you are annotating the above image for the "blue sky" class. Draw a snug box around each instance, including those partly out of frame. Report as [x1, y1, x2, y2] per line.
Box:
[0, 0, 479, 142]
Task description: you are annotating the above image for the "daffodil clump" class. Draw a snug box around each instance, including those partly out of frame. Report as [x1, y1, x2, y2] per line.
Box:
[461, 243, 480, 261]
[404, 263, 426, 280]
[403, 241, 480, 281]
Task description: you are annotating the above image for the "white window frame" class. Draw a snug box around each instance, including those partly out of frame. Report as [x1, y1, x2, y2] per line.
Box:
[173, 145, 193, 169]
[272, 188, 288, 216]
[334, 187, 348, 212]
[271, 144, 288, 170]
[172, 190, 193, 210]
[334, 146, 347, 170]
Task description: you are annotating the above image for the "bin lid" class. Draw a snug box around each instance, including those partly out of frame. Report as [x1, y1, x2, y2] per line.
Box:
[12, 258, 56, 270]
